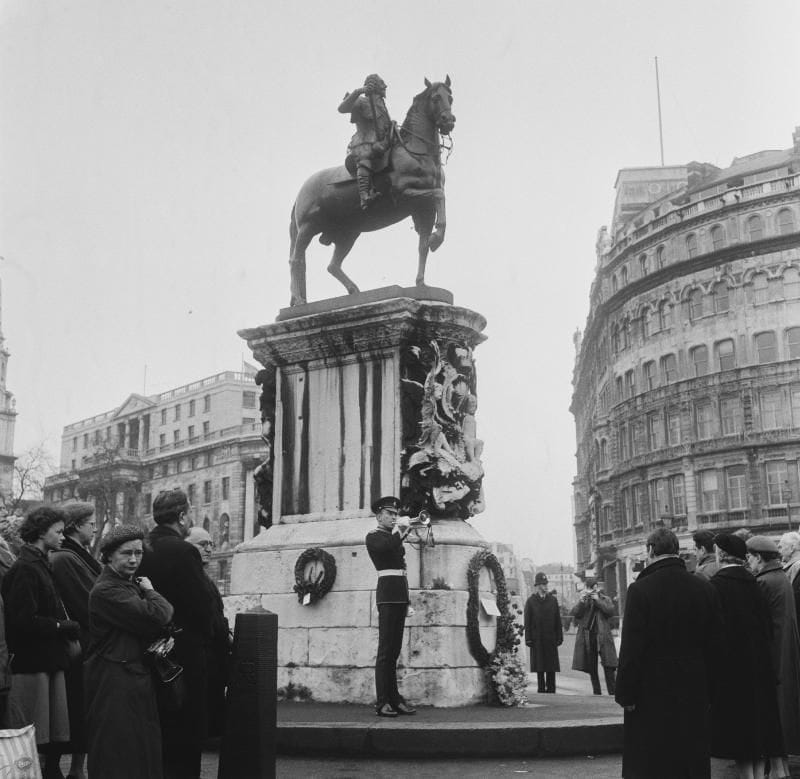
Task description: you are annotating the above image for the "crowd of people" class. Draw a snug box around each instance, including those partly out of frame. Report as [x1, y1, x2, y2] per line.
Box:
[0, 489, 231, 779]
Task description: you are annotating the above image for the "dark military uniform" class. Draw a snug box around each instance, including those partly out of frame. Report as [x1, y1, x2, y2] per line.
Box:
[366, 526, 409, 711]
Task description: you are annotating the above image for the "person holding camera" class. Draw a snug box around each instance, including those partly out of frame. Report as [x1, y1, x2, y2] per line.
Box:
[570, 577, 618, 695]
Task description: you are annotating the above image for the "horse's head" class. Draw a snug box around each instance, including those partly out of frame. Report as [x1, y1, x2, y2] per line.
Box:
[423, 75, 456, 135]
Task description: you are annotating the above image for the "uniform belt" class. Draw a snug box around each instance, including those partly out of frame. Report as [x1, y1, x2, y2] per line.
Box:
[377, 569, 406, 577]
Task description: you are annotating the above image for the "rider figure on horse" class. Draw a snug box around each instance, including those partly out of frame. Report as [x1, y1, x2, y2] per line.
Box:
[338, 74, 393, 210]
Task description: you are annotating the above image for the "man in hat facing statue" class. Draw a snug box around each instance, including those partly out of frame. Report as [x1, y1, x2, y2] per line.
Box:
[524, 572, 563, 693]
[339, 74, 392, 210]
[365, 496, 416, 717]
[571, 576, 618, 695]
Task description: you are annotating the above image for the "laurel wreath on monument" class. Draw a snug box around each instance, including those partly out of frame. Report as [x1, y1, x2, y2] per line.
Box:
[293, 547, 337, 605]
[466, 549, 527, 706]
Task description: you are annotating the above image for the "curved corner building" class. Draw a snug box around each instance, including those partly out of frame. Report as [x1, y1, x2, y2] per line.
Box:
[571, 127, 800, 602]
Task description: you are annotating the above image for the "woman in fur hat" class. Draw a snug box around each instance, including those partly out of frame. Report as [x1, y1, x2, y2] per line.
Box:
[84, 525, 174, 779]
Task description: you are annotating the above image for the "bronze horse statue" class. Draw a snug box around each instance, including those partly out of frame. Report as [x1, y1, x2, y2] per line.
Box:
[288, 77, 456, 306]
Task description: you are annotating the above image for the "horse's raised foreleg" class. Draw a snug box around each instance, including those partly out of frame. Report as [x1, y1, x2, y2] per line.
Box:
[289, 221, 315, 306]
[327, 233, 361, 296]
[401, 187, 446, 253]
[412, 209, 436, 287]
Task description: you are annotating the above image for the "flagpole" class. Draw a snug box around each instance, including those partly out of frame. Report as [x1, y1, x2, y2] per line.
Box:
[655, 56, 665, 166]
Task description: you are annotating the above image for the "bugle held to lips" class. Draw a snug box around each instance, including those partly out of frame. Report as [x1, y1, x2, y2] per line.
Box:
[395, 510, 435, 548]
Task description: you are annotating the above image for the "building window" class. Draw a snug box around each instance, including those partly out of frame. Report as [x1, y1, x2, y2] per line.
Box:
[639, 254, 648, 276]
[625, 370, 635, 398]
[716, 339, 735, 371]
[689, 289, 704, 320]
[647, 412, 663, 450]
[82, 433, 88, 449]
[765, 461, 789, 505]
[660, 354, 678, 384]
[786, 327, 800, 359]
[601, 505, 612, 534]
[599, 439, 608, 469]
[203, 480, 212, 504]
[642, 307, 653, 338]
[161, 462, 168, 477]
[713, 281, 729, 313]
[159, 433, 166, 447]
[191, 455, 199, 470]
[187, 484, 196, 506]
[650, 478, 668, 521]
[177, 459, 184, 473]
[612, 274, 618, 294]
[161, 409, 167, 425]
[785, 267, 800, 299]
[777, 208, 795, 235]
[792, 386, 800, 427]
[760, 389, 782, 430]
[173, 429, 180, 443]
[690, 345, 709, 377]
[189, 399, 196, 417]
[243, 391, 257, 409]
[695, 400, 714, 440]
[203, 421, 210, 436]
[659, 302, 673, 330]
[710, 224, 725, 250]
[755, 331, 777, 364]
[643, 360, 656, 391]
[618, 424, 628, 461]
[622, 320, 631, 350]
[203, 394, 211, 413]
[620, 266, 628, 286]
[242, 417, 255, 425]
[698, 470, 720, 512]
[666, 409, 681, 446]
[72, 437, 77, 452]
[656, 245, 666, 268]
[747, 214, 764, 241]
[720, 396, 742, 436]
[174, 405, 181, 422]
[749, 273, 768, 305]
[726, 465, 747, 510]
[71, 459, 76, 471]
[670, 474, 686, 515]
[188, 425, 195, 441]
[686, 233, 698, 259]
[222, 476, 230, 500]
[621, 487, 631, 529]
[632, 483, 645, 526]
[611, 324, 620, 353]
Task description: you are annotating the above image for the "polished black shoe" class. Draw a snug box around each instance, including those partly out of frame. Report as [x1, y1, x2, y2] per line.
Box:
[376, 703, 398, 717]
[394, 700, 417, 715]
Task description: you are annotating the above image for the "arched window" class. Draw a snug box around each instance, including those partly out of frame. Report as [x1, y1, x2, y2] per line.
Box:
[620, 266, 628, 285]
[716, 339, 735, 371]
[612, 274, 618, 294]
[659, 301, 673, 330]
[747, 214, 764, 241]
[642, 307, 653, 338]
[660, 353, 678, 383]
[787, 327, 800, 359]
[622, 319, 631, 350]
[785, 267, 800, 299]
[599, 439, 608, 469]
[690, 345, 709, 377]
[777, 208, 796, 235]
[750, 273, 768, 305]
[656, 245, 666, 268]
[686, 233, 698, 259]
[689, 288, 704, 320]
[710, 225, 725, 250]
[639, 254, 648, 276]
[713, 281, 730, 313]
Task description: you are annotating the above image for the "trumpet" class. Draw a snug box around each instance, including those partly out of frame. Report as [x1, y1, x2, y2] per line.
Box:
[408, 510, 431, 527]
[396, 510, 435, 548]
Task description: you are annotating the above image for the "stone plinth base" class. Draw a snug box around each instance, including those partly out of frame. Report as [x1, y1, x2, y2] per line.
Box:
[226, 520, 497, 707]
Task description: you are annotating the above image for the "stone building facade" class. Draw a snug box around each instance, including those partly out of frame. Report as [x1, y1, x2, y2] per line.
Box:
[44, 370, 265, 592]
[571, 128, 800, 607]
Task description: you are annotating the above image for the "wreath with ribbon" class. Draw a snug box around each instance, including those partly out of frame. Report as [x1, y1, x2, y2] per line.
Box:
[293, 547, 337, 605]
[465, 549, 518, 667]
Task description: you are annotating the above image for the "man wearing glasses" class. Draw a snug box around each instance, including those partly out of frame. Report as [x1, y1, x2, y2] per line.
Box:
[365, 496, 417, 717]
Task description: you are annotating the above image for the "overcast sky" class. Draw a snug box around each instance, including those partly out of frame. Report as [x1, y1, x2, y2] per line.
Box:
[1, 0, 798, 564]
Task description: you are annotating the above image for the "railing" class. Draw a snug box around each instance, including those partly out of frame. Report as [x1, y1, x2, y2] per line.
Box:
[145, 422, 262, 456]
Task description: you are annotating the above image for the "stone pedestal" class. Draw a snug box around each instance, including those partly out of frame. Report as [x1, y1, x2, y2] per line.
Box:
[230, 288, 495, 706]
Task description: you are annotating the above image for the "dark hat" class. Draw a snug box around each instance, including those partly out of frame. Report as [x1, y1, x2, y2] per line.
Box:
[99, 524, 144, 560]
[746, 535, 780, 555]
[60, 501, 95, 530]
[534, 572, 548, 585]
[714, 532, 746, 560]
[152, 489, 189, 522]
[371, 496, 401, 515]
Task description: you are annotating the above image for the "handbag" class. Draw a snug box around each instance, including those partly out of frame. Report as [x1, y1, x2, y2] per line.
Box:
[0, 724, 42, 779]
[145, 636, 186, 713]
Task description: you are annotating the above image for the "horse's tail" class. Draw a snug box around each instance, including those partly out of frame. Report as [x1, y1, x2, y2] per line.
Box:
[289, 203, 298, 258]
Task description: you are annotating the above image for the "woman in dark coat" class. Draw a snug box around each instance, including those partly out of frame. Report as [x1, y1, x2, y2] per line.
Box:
[85, 525, 174, 779]
[1, 506, 79, 779]
[524, 572, 562, 693]
[708, 534, 783, 779]
[50, 501, 101, 779]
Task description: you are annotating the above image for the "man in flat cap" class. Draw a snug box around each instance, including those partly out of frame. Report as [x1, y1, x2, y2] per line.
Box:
[747, 535, 800, 766]
[137, 489, 215, 778]
[524, 572, 562, 693]
[365, 496, 416, 717]
[615, 527, 717, 778]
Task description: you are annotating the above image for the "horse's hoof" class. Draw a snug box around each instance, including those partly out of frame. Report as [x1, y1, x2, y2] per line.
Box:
[428, 234, 444, 252]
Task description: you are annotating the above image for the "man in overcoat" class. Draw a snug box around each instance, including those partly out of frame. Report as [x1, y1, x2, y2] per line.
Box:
[365, 496, 416, 717]
[524, 572, 562, 693]
[137, 489, 215, 779]
[779, 531, 800, 627]
[615, 528, 717, 779]
[692, 530, 720, 580]
[747, 535, 800, 764]
[571, 578, 617, 695]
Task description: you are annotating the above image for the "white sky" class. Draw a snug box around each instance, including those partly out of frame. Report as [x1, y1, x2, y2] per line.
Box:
[1, 0, 799, 564]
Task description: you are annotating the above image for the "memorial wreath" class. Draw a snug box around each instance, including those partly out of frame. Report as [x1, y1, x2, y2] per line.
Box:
[293, 547, 337, 605]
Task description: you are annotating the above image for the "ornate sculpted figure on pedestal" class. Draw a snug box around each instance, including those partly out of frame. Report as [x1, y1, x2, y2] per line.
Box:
[289, 76, 456, 306]
[252, 369, 275, 530]
[401, 340, 484, 519]
[595, 225, 612, 262]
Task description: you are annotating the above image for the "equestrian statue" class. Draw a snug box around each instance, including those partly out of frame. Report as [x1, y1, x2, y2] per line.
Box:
[288, 74, 456, 306]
